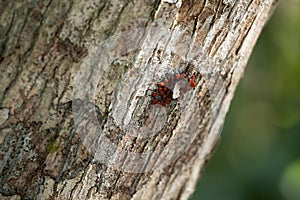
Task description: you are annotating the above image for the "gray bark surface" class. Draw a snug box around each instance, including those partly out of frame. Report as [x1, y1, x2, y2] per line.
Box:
[0, 0, 277, 199]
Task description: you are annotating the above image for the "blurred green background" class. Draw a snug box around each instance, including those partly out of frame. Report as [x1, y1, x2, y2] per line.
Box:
[192, 1, 300, 200]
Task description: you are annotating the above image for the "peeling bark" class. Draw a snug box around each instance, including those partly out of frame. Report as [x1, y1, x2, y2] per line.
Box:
[0, 0, 278, 199]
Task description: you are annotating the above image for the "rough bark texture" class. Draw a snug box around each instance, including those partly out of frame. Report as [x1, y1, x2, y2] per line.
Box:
[0, 0, 277, 199]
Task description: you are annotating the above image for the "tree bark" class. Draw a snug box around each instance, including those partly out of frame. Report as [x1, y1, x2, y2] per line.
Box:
[0, 0, 278, 199]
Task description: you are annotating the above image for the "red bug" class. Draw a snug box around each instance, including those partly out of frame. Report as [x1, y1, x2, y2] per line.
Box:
[151, 73, 197, 106]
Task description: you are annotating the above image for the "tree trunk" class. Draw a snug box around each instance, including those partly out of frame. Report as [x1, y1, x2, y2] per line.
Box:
[0, 0, 278, 199]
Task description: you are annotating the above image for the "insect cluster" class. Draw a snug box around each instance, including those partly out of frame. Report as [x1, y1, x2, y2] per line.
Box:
[151, 72, 197, 106]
